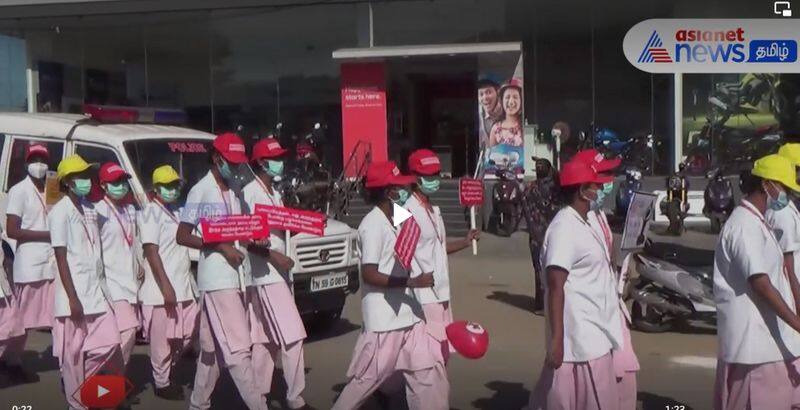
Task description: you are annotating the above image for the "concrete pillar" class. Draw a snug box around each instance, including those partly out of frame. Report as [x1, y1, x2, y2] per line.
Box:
[673, 73, 683, 172]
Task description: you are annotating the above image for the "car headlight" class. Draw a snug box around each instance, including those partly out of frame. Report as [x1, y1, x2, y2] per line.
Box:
[349, 235, 360, 260]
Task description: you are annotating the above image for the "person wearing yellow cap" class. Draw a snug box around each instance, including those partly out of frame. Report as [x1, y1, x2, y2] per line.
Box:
[766, 144, 800, 409]
[137, 164, 198, 400]
[48, 154, 124, 409]
[714, 154, 800, 409]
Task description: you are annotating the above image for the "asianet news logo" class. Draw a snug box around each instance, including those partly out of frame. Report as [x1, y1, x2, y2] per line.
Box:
[637, 28, 797, 64]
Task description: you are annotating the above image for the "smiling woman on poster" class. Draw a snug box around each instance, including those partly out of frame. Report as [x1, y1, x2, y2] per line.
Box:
[485, 78, 524, 175]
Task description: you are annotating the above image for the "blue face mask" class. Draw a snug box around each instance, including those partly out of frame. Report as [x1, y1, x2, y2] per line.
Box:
[583, 187, 605, 211]
[391, 189, 410, 206]
[70, 178, 92, 197]
[264, 160, 284, 177]
[419, 177, 440, 194]
[218, 159, 234, 181]
[767, 182, 790, 211]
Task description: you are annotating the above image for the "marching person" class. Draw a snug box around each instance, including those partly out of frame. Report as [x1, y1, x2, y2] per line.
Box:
[0, 230, 25, 383]
[718, 154, 800, 409]
[766, 143, 800, 409]
[574, 149, 640, 410]
[49, 155, 123, 409]
[95, 162, 140, 371]
[406, 148, 479, 367]
[242, 138, 310, 409]
[332, 161, 446, 410]
[529, 159, 623, 410]
[138, 164, 199, 400]
[177, 133, 267, 410]
[5, 143, 55, 380]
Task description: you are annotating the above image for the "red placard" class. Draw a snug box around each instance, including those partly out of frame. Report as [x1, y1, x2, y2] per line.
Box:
[459, 178, 484, 206]
[341, 62, 388, 177]
[201, 214, 269, 243]
[254, 204, 325, 236]
[394, 217, 421, 271]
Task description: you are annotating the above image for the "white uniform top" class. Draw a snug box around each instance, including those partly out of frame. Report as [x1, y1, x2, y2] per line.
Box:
[767, 201, 800, 270]
[406, 194, 450, 304]
[541, 206, 623, 363]
[6, 176, 55, 283]
[716, 200, 800, 364]
[96, 199, 139, 304]
[358, 206, 423, 333]
[48, 197, 109, 317]
[138, 201, 197, 305]
[0, 232, 11, 299]
[243, 178, 287, 286]
[181, 171, 251, 292]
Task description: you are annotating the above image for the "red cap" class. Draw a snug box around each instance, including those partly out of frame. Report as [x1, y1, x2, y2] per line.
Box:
[408, 149, 441, 176]
[213, 133, 248, 164]
[99, 162, 131, 183]
[573, 149, 621, 173]
[365, 161, 415, 188]
[252, 138, 287, 161]
[26, 144, 49, 161]
[559, 159, 614, 187]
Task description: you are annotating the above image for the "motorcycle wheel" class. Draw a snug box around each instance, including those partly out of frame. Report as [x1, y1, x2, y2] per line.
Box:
[709, 215, 722, 234]
[498, 212, 515, 237]
[631, 300, 673, 333]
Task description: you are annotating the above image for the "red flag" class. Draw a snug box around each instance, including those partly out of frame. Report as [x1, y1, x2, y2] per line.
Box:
[394, 216, 421, 271]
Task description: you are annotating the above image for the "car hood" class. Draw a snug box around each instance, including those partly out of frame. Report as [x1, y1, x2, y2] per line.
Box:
[293, 218, 354, 239]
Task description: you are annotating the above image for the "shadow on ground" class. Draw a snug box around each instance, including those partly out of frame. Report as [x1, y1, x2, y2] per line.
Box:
[486, 291, 537, 314]
[472, 380, 530, 410]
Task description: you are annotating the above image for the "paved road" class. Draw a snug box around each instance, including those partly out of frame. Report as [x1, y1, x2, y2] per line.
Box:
[0, 230, 718, 410]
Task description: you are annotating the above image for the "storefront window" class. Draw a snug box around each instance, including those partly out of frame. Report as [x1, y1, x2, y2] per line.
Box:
[0, 33, 26, 111]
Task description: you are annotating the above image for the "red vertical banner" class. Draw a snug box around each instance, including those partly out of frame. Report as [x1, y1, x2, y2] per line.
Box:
[341, 62, 388, 177]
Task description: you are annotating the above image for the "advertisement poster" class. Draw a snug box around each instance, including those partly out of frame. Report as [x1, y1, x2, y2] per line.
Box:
[341, 62, 388, 177]
[478, 53, 525, 178]
[621, 191, 657, 251]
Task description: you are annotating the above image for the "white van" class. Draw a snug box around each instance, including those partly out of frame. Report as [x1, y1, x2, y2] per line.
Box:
[0, 110, 360, 327]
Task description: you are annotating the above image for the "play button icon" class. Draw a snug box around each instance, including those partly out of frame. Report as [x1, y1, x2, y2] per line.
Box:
[77, 374, 132, 408]
[393, 203, 412, 227]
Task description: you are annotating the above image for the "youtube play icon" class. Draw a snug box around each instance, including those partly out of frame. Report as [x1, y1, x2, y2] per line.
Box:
[77, 374, 132, 408]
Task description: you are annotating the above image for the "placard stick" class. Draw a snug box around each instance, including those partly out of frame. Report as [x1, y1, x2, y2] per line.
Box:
[286, 230, 294, 295]
[470, 149, 485, 255]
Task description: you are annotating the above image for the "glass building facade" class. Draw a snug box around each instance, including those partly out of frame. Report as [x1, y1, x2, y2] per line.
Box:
[0, 0, 779, 176]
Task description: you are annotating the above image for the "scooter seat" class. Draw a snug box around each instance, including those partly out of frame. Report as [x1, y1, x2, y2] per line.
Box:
[644, 242, 714, 268]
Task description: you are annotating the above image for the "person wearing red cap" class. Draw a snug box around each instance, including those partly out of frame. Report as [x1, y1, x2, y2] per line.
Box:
[332, 161, 447, 410]
[3, 143, 55, 382]
[177, 133, 267, 410]
[94, 163, 140, 375]
[242, 138, 310, 409]
[529, 159, 623, 410]
[573, 149, 640, 410]
[406, 149, 479, 359]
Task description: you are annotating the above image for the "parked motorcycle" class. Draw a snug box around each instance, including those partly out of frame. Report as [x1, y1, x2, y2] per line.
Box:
[594, 128, 656, 174]
[703, 168, 734, 234]
[615, 167, 642, 218]
[629, 241, 715, 333]
[660, 165, 689, 235]
[491, 165, 522, 237]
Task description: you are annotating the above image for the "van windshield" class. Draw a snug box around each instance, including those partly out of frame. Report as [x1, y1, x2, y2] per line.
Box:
[124, 139, 213, 204]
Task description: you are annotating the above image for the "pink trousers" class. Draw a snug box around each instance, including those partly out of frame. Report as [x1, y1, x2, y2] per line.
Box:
[111, 300, 140, 368]
[53, 309, 123, 410]
[248, 283, 307, 408]
[15, 279, 54, 330]
[189, 289, 267, 410]
[715, 358, 797, 410]
[613, 315, 639, 410]
[0, 295, 25, 365]
[332, 321, 449, 410]
[529, 351, 618, 410]
[141, 300, 198, 388]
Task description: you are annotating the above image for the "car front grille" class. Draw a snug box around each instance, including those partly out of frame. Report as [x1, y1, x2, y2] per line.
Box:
[294, 236, 348, 271]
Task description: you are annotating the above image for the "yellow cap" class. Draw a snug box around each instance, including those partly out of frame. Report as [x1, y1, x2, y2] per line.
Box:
[152, 165, 181, 185]
[56, 154, 92, 180]
[752, 154, 800, 192]
[779, 143, 800, 166]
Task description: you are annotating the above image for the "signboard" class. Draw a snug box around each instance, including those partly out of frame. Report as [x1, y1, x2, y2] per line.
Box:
[459, 178, 484, 206]
[200, 214, 269, 243]
[621, 191, 658, 251]
[341, 62, 388, 177]
[624, 19, 800, 73]
[394, 217, 421, 271]
[255, 204, 325, 236]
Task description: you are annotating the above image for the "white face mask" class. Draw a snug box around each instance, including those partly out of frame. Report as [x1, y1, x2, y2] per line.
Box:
[27, 162, 48, 179]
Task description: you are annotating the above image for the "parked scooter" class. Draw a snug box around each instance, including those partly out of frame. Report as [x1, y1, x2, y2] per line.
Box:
[703, 168, 734, 234]
[615, 167, 643, 218]
[491, 164, 523, 237]
[629, 241, 715, 333]
[660, 164, 689, 235]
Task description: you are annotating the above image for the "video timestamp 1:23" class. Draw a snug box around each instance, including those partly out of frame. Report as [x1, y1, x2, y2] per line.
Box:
[665, 406, 686, 410]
